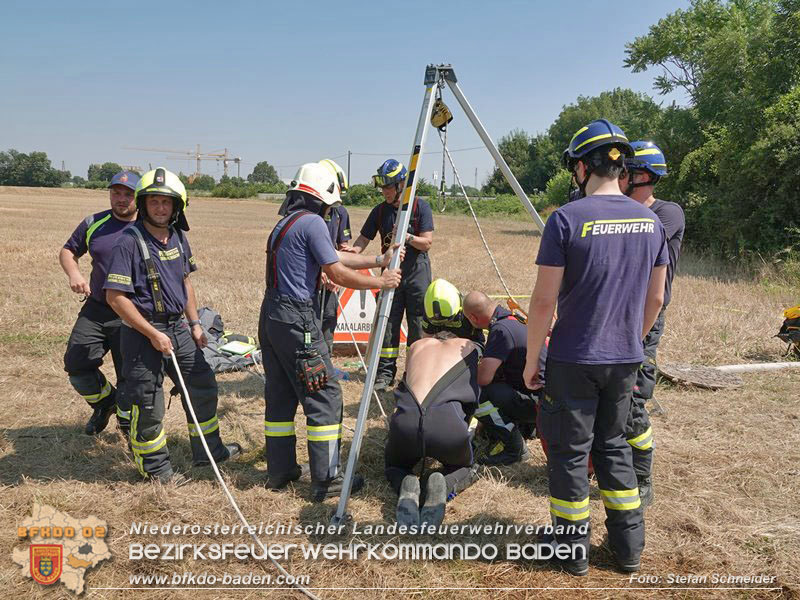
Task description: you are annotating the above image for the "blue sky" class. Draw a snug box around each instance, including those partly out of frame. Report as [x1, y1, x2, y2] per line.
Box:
[0, 1, 690, 186]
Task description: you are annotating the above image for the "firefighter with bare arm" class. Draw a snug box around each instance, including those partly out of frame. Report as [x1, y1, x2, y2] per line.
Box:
[61, 171, 139, 438]
[523, 120, 668, 576]
[260, 163, 402, 500]
[349, 159, 434, 391]
[105, 168, 241, 484]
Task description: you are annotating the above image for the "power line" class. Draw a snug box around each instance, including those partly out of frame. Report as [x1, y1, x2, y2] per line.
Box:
[350, 146, 484, 156]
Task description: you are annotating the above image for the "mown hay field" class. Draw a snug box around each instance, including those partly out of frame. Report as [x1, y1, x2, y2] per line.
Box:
[1, 187, 798, 599]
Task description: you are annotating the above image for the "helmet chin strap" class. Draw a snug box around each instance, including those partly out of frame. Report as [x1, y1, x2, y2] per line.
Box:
[624, 171, 658, 195]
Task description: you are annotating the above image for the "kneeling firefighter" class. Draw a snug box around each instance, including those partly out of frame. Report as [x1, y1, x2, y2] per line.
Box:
[260, 162, 402, 501]
[105, 168, 241, 483]
[422, 278, 485, 345]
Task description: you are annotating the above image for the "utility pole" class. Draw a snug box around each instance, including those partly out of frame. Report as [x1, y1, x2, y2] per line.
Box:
[196, 143, 201, 175]
[347, 150, 351, 187]
[474, 167, 478, 191]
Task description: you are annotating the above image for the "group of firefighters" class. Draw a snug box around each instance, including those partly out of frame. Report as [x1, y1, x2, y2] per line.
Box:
[60, 118, 684, 576]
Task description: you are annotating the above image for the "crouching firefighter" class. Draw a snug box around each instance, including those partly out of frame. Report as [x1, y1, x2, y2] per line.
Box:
[260, 162, 402, 501]
[350, 159, 434, 391]
[105, 168, 241, 484]
[385, 331, 481, 527]
[422, 279, 485, 345]
[463, 291, 544, 465]
[60, 171, 139, 437]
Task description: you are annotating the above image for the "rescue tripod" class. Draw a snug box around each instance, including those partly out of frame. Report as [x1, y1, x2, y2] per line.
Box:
[331, 64, 545, 526]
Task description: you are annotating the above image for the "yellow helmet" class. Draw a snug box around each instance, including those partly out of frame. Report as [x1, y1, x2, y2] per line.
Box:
[424, 279, 463, 323]
[135, 167, 190, 230]
[319, 159, 348, 195]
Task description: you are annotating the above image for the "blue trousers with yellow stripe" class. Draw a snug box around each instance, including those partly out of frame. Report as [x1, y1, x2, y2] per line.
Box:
[377, 254, 430, 382]
[64, 298, 129, 425]
[540, 359, 645, 563]
[626, 309, 665, 478]
[259, 292, 343, 483]
[122, 319, 227, 479]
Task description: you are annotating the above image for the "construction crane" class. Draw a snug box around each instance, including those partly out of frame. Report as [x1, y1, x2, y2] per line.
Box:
[124, 145, 242, 178]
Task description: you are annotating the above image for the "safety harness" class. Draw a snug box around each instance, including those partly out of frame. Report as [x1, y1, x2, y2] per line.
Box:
[265, 210, 329, 392]
[378, 201, 420, 255]
[126, 225, 186, 317]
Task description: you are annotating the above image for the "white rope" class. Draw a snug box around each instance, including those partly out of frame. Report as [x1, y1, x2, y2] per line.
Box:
[335, 294, 388, 421]
[441, 141, 515, 301]
[168, 350, 320, 600]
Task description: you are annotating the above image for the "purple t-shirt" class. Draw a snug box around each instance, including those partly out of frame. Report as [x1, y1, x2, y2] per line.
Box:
[103, 221, 197, 316]
[536, 194, 668, 364]
[267, 212, 339, 301]
[63, 210, 134, 305]
[325, 205, 352, 247]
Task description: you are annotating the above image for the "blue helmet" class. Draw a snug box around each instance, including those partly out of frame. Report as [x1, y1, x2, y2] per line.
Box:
[372, 159, 407, 188]
[626, 141, 668, 178]
[563, 119, 633, 166]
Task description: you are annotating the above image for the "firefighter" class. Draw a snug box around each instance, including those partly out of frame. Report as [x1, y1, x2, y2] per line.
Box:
[622, 141, 685, 508]
[60, 170, 140, 437]
[105, 168, 241, 484]
[317, 159, 353, 358]
[350, 159, 434, 390]
[260, 162, 402, 501]
[523, 120, 668, 576]
[422, 278, 484, 344]
[385, 331, 481, 527]
[462, 291, 542, 465]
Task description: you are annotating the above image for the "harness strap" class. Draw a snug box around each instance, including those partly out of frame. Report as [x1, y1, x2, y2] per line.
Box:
[127, 226, 168, 315]
[378, 201, 420, 254]
[266, 211, 312, 290]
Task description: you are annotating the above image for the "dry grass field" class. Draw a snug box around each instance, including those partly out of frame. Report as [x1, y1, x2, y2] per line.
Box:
[1, 186, 798, 599]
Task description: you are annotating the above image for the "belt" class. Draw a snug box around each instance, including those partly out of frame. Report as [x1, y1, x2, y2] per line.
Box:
[146, 313, 184, 323]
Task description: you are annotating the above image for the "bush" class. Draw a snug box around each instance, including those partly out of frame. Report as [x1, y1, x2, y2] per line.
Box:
[345, 184, 382, 206]
[544, 169, 572, 207]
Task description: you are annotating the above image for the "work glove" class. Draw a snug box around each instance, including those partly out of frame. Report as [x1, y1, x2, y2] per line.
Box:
[296, 346, 328, 393]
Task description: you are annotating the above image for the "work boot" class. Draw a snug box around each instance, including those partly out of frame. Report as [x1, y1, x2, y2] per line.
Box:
[311, 473, 364, 502]
[84, 404, 115, 436]
[396, 475, 420, 526]
[193, 443, 242, 467]
[117, 417, 130, 441]
[479, 428, 525, 466]
[420, 472, 446, 527]
[265, 463, 310, 490]
[152, 470, 191, 487]
[538, 532, 589, 577]
[374, 376, 394, 392]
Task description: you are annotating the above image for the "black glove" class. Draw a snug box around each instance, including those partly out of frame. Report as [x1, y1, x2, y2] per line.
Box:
[296, 346, 328, 393]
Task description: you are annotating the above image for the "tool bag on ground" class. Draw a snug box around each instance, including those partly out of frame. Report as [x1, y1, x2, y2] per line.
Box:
[197, 306, 259, 373]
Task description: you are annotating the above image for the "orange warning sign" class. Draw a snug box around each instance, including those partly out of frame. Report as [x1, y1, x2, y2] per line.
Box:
[333, 270, 407, 344]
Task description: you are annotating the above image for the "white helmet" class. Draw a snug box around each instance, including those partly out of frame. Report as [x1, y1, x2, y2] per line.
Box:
[318, 159, 348, 195]
[289, 162, 341, 206]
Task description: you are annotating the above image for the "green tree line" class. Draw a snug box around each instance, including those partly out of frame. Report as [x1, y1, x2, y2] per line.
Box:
[484, 0, 800, 259]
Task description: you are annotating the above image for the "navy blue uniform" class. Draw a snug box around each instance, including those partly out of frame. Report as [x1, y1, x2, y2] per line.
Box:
[259, 211, 347, 486]
[63, 210, 134, 429]
[475, 306, 542, 458]
[360, 199, 434, 383]
[320, 205, 352, 352]
[104, 221, 229, 480]
[627, 198, 685, 482]
[535, 193, 668, 564]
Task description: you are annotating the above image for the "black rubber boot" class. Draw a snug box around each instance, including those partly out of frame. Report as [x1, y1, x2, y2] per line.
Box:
[396, 475, 420, 526]
[420, 472, 446, 527]
[193, 443, 242, 467]
[265, 464, 310, 490]
[85, 404, 115, 436]
[479, 427, 524, 466]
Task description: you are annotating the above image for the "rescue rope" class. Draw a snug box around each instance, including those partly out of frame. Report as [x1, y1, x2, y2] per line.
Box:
[437, 128, 448, 213]
[168, 351, 321, 600]
[440, 141, 515, 302]
[336, 295, 389, 422]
